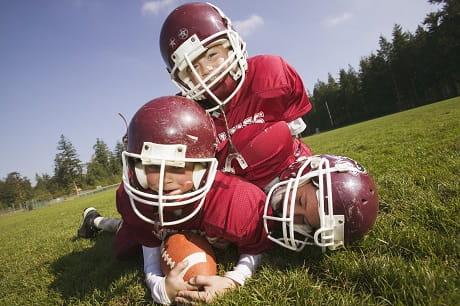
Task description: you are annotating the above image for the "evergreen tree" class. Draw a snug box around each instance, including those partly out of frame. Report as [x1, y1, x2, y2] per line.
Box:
[85, 138, 111, 186]
[337, 66, 362, 124]
[110, 140, 124, 176]
[307, 80, 329, 133]
[54, 135, 82, 194]
[0, 179, 5, 209]
[0, 172, 33, 209]
[359, 52, 395, 117]
[85, 162, 108, 187]
[424, 0, 460, 99]
[92, 138, 111, 168]
[307, 0, 459, 133]
[34, 173, 54, 201]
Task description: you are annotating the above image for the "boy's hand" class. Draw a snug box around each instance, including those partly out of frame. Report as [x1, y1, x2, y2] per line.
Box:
[164, 260, 199, 301]
[175, 275, 237, 304]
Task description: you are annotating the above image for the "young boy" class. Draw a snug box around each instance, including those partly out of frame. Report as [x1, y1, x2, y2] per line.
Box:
[78, 111, 379, 305]
[263, 154, 379, 252]
[157, 5, 379, 302]
[159, 2, 313, 189]
[175, 154, 379, 304]
[78, 96, 273, 304]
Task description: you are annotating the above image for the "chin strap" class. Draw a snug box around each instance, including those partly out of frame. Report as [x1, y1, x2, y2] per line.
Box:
[292, 222, 313, 237]
[220, 107, 248, 173]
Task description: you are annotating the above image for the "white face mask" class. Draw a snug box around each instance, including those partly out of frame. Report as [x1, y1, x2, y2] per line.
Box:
[263, 156, 346, 252]
[170, 32, 248, 112]
[122, 142, 218, 227]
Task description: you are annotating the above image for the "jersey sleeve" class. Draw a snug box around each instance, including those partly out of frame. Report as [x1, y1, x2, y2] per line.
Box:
[281, 57, 312, 121]
[249, 55, 312, 122]
[116, 184, 162, 248]
[203, 173, 273, 254]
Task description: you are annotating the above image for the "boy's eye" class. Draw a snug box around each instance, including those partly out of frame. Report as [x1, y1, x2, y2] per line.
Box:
[166, 166, 186, 174]
[189, 62, 199, 69]
[145, 165, 160, 172]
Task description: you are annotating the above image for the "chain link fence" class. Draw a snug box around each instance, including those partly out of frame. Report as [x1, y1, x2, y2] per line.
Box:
[0, 184, 119, 215]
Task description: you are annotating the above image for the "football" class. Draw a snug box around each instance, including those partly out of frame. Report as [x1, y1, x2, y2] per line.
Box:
[160, 232, 217, 281]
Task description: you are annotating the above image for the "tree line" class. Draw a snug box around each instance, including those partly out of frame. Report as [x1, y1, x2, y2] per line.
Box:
[1, 0, 458, 209]
[303, 0, 459, 133]
[0, 135, 124, 210]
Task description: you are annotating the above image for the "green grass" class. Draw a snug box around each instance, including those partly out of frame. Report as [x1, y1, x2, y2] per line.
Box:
[1, 97, 459, 305]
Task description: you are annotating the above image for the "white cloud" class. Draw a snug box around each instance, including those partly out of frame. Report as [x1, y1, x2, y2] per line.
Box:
[141, 0, 178, 15]
[233, 14, 264, 37]
[324, 12, 353, 27]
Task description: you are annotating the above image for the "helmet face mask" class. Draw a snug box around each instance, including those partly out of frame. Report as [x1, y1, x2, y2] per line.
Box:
[122, 96, 218, 226]
[122, 150, 218, 227]
[174, 38, 243, 103]
[160, 2, 248, 112]
[263, 155, 379, 252]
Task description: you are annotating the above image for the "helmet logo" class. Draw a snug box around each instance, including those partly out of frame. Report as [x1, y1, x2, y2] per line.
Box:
[169, 38, 177, 49]
[178, 28, 189, 40]
[169, 28, 189, 50]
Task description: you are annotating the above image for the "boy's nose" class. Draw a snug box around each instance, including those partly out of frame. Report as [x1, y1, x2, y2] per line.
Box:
[200, 64, 213, 77]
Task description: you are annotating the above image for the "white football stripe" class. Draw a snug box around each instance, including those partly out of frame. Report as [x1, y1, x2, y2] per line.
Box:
[179, 252, 207, 278]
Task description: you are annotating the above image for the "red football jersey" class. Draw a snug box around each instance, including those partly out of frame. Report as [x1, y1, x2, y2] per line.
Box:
[116, 171, 273, 255]
[210, 55, 313, 188]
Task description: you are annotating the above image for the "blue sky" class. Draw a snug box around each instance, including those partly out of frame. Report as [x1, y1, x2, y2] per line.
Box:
[0, 0, 439, 185]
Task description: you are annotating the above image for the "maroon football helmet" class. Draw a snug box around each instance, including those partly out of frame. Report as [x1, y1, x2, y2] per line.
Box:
[122, 96, 218, 226]
[159, 2, 247, 111]
[263, 154, 379, 251]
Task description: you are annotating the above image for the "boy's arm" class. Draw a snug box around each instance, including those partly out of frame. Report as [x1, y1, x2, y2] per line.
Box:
[143, 246, 171, 305]
[143, 246, 199, 305]
[224, 253, 263, 286]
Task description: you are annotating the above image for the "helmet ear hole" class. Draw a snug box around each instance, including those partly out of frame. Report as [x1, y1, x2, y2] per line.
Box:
[192, 163, 207, 189]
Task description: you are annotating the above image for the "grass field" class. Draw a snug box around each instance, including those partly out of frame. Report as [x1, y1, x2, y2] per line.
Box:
[1, 97, 459, 305]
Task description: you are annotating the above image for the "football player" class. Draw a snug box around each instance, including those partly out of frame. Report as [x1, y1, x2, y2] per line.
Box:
[263, 154, 379, 252]
[78, 96, 273, 304]
[158, 4, 379, 303]
[175, 154, 379, 304]
[159, 2, 314, 190]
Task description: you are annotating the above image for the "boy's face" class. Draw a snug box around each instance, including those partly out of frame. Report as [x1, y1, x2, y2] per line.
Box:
[186, 44, 230, 85]
[145, 163, 194, 196]
[276, 182, 321, 229]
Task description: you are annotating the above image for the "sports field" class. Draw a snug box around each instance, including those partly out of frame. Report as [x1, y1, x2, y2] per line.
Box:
[1, 97, 458, 305]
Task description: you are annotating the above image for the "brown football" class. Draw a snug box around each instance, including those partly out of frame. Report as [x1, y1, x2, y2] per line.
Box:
[160, 232, 217, 281]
